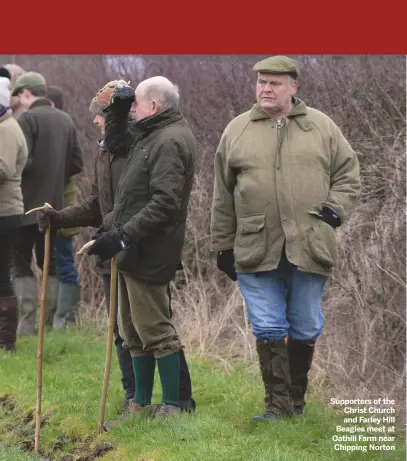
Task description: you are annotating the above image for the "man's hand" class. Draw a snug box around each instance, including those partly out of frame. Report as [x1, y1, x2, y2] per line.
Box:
[37, 208, 62, 230]
[217, 249, 237, 281]
[87, 229, 126, 262]
[318, 205, 341, 229]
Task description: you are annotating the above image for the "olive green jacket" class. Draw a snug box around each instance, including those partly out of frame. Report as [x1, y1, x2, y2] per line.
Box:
[210, 98, 361, 276]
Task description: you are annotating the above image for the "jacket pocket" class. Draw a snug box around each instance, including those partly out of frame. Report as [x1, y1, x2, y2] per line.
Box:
[308, 219, 337, 268]
[234, 214, 267, 268]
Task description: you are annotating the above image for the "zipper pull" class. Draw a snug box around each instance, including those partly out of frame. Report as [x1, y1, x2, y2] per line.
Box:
[276, 119, 283, 128]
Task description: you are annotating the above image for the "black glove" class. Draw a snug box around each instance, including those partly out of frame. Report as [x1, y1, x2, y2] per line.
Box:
[88, 229, 126, 262]
[37, 208, 63, 230]
[318, 205, 341, 229]
[104, 86, 135, 113]
[217, 249, 237, 281]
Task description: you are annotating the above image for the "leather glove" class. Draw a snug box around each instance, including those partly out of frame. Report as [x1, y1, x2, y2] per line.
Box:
[37, 208, 63, 230]
[318, 205, 341, 229]
[103, 86, 135, 114]
[217, 249, 237, 281]
[88, 229, 126, 262]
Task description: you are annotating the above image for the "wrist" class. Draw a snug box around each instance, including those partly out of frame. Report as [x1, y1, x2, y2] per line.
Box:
[119, 229, 132, 248]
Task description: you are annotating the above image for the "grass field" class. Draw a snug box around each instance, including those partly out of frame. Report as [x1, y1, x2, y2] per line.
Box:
[0, 330, 405, 461]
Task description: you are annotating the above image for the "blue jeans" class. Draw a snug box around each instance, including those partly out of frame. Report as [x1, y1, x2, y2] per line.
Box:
[56, 236, 79, 285]
[237, 256, 328, 342]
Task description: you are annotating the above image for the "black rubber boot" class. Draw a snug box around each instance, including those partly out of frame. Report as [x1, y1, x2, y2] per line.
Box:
[252, 338, 294, 421]
[178, 348, 196, 412]
[287, 338, 315, 415]
[0, 296, 18, 352]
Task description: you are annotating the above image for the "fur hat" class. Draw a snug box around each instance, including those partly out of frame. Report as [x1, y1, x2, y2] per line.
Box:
[89, 79, 131, 116]
[0, 77, 11, 108]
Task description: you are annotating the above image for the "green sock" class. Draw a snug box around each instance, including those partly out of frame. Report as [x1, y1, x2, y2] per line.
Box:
[156, 352, 180, 406]
[132, 356, 156, 405]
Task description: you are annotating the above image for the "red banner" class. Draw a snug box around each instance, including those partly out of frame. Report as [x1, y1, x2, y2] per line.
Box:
[2, 0, 407, 54]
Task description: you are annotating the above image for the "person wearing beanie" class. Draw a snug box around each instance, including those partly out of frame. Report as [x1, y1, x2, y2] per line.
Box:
[2, 64, 26, 119]
[0, 67, 11, 80]
[38, 79, 196, 422]
[0, 76, 28, 351]
[11, 71, 84, 335]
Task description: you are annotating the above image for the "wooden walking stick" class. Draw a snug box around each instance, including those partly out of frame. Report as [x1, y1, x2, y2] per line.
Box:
[98, 256, 118, 434]
[25, 202, 53, 454]
[77, 241, 118, 434]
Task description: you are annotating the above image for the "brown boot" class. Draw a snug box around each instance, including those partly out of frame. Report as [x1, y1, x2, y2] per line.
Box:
[102, 401, 148, 432]
[287, 338, 315, 415]
[0, 296, 18, 352]
[146, 404, 182, 419]
[252, 338, 294, 421]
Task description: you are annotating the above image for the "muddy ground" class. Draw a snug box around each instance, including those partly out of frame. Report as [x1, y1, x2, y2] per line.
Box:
[0, 394, 115, 461]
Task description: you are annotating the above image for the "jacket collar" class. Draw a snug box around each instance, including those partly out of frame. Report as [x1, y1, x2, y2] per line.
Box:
[249, 97, 313, 131]
[135, 107, 183, 134]
[28, 98, 52, 110]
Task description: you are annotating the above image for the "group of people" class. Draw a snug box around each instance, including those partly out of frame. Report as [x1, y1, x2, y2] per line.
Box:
[0, 65, 83, 341]
[0, 55, 360, 428]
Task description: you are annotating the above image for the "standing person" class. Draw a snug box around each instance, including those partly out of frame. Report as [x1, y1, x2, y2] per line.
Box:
[85, 76, 196, 423]
[210, 56, 361, 421]
[38, 80, 136, 409]
[0, 76, 28, 351]
[2, 64, 26, 119]
[11, 72, 84, 335]
[46, 86, 81, 328]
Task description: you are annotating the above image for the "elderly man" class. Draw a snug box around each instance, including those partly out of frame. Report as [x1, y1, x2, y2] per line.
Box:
[85, 76, 196, 423]
[210, 56, 361, 421]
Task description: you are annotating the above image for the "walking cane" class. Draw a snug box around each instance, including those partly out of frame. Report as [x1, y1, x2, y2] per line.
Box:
[97, 256, 118, 434]
[25, 202, 53, 454]
[77, 241, 118, 435]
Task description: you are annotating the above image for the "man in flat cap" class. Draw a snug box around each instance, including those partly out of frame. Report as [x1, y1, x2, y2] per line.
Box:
[210, 56, 361, 421]
[11, 72, 84, 335]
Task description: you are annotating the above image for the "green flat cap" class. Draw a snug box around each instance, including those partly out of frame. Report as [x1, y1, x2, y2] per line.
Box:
[12, 71, 46, 96]
[253, 55, 300, 77]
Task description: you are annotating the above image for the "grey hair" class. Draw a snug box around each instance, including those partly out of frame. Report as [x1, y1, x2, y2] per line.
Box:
[144, 82, 180, 109]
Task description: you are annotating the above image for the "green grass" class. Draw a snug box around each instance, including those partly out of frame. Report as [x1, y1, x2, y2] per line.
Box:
[0, 330, 405, 461]
[0, 445, 41, 461]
